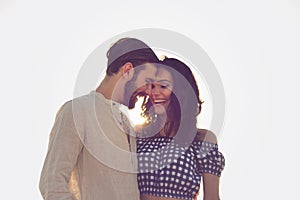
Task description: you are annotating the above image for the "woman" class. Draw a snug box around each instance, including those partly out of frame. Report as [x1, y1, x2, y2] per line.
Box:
[136, 57, 225, 200]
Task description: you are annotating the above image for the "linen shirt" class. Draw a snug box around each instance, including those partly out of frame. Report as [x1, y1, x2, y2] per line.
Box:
[39, 91, 139, 200]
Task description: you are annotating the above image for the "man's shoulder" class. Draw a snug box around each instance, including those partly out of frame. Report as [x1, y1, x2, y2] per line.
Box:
[56, 93, 93, 118]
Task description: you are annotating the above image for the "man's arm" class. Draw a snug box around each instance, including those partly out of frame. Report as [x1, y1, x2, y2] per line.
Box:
[39, 102, 83, 200]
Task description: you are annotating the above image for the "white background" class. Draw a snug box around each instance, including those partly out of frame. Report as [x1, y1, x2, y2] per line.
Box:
[1, 0, 299, 199]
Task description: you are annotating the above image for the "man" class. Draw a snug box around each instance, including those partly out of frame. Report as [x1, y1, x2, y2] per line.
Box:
[39, 38, 159, 200]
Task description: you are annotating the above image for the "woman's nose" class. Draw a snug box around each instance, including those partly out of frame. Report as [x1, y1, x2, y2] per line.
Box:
[151, 83, 160, 95]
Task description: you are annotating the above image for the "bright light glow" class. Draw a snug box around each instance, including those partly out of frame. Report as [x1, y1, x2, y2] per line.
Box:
[127, 96, 148, 126]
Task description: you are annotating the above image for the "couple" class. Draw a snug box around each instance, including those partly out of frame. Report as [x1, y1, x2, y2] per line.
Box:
[39, 38, 225, 200]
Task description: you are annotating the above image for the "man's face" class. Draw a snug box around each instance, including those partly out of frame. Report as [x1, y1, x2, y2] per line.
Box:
[124, 63, 157, 109]
[134, 63, 157, 96]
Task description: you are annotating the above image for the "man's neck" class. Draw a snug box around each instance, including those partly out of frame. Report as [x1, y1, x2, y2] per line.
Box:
[96, 75, 123, 103]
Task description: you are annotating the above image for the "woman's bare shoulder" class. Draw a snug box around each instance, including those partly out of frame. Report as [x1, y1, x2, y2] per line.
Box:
[196, 129, 218, 144]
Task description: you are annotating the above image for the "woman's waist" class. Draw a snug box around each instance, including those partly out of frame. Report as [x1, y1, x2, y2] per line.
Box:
[140, 194, 190, 200]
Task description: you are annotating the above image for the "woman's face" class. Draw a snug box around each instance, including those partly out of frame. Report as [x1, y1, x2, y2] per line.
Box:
[150, 67, 174, 115]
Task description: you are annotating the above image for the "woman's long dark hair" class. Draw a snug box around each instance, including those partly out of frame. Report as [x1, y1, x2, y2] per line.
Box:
[140, 57, 203, 144]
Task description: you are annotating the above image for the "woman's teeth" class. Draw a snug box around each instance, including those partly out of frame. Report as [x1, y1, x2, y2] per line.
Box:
[153, 99, 167, 104]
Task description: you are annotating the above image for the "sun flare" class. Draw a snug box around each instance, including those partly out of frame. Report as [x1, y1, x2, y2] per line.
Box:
[127, 96, 147, 126]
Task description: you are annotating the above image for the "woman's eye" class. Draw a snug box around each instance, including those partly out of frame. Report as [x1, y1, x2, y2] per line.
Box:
[161, 85, 168, 89]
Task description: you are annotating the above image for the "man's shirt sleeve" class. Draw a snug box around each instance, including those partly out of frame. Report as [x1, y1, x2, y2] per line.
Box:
[39, 102, 83, 200]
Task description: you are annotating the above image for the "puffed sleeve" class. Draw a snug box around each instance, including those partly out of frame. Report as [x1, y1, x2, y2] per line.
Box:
[194, 141, 225, 177]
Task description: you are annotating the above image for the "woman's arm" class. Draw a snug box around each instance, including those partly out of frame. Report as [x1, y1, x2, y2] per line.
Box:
[202, 173, 220, 200]
[196, 129, 224, 200]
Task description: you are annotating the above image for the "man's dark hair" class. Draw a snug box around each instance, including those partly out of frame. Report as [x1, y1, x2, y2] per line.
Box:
[106, 38, 158, 75]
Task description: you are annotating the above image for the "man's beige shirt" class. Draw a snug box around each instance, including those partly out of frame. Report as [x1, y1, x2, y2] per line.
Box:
[39, 91, 139, 200]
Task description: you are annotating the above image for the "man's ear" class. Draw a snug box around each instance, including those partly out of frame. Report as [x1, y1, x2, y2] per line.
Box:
[122, 62, 135, 80]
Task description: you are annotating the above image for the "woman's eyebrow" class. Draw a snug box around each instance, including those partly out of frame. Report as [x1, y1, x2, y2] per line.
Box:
[157, 80, 173, 84]
[145, 78, 154, 82]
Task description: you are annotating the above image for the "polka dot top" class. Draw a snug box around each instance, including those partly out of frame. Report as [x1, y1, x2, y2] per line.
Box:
[136, 134, 225, 200]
